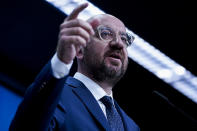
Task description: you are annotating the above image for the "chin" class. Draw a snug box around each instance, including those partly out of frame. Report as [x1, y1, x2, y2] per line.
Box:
[105, 64, 122, 77]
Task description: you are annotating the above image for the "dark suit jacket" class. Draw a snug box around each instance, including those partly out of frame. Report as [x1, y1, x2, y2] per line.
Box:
[9, 62, 140, 131]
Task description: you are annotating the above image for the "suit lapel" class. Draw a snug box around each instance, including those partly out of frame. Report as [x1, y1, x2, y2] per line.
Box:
[114, 101, 130, 130]
[66, 77, 111, 131]
[114, 100, 138, 131]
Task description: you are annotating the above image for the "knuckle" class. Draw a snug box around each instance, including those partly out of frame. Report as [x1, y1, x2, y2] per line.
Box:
[74, 27, 82, 33]
[75, 36, 85, 44]
[75, 19, 83, 26]
[59, 29, 67, 37]
[60, 22, 66, 29]
[74, 36, 81, 42]
[59, 24, 63, 30]
[60, 36, 67, 42]
[59, 30, 64, 36]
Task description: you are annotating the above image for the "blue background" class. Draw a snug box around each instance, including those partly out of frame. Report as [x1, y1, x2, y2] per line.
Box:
[0, 85, 22, 131]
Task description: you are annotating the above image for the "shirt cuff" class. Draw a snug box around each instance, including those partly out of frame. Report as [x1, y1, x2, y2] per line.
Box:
[51, 53, 73, 79]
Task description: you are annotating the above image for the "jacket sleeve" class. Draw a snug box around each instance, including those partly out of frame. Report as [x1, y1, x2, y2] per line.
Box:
[9, 61, 67, 131]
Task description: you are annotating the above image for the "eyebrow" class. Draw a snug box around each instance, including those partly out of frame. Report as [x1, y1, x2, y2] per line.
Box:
[119, 31, 127, 36]
[99, 25, 127, 34]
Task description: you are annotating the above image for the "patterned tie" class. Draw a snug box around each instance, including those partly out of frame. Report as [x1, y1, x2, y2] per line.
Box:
[100, 96, 124, 131]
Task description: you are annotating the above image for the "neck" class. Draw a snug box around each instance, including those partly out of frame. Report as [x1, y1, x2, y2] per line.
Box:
[78, 70, 114, 95]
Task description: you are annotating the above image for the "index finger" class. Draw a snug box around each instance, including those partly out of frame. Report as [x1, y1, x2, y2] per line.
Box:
[66, 3, 88, 21]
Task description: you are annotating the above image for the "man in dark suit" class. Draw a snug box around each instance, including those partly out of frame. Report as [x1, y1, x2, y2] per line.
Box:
[9, 3, 139, 131]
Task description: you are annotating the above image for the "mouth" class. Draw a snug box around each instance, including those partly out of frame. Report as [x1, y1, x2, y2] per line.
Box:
[108, 53, 122, 60]
[105, 52, 123, 66]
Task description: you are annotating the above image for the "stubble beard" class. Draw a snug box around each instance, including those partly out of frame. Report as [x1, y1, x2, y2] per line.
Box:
[82, 51, 128, 83]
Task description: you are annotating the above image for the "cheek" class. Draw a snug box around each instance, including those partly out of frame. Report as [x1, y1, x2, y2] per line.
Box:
[123, 50, 129, 64]
[87, 37, 108, 61]
[87, 44, 104, 62]
[94, 48, 105, 60]
[90, 40, 106, 56]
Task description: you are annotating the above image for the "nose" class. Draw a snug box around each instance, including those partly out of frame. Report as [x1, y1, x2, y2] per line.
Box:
[109, 36, 124, 50]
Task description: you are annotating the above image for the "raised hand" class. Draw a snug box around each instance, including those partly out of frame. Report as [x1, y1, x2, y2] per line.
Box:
[56, 3, 94, 64]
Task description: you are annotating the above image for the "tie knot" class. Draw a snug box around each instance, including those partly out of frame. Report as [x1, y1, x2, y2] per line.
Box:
[100, 96, 114, 109]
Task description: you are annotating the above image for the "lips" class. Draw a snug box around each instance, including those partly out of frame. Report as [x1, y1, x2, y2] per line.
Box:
[108, 53, 122, 60]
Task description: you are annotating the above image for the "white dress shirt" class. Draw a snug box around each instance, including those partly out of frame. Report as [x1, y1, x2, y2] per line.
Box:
[51, 53, 73, 79]
[74, 72, 113, 117]
[51, 53, 114, 117]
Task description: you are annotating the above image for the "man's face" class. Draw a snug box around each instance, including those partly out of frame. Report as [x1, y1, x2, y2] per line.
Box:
[82, 15, 128, 82]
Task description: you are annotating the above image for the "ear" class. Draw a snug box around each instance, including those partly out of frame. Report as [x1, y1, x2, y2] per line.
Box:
[76, 47, 84, 60]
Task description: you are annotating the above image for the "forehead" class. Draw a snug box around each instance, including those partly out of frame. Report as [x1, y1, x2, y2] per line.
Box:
[89, 14, 126, 33]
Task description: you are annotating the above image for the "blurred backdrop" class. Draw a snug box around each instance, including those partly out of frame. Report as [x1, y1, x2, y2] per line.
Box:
[0, 0, 196, 130]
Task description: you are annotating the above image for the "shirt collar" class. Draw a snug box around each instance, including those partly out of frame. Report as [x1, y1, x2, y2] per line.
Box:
[73, 72, 113, 101]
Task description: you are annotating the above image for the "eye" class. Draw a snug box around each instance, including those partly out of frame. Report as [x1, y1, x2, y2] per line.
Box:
[121, 35, 128, 45]
[100, 30, 113, 40]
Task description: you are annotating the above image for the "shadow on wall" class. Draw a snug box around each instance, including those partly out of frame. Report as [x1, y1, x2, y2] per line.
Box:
[0, 85, 22, 131]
